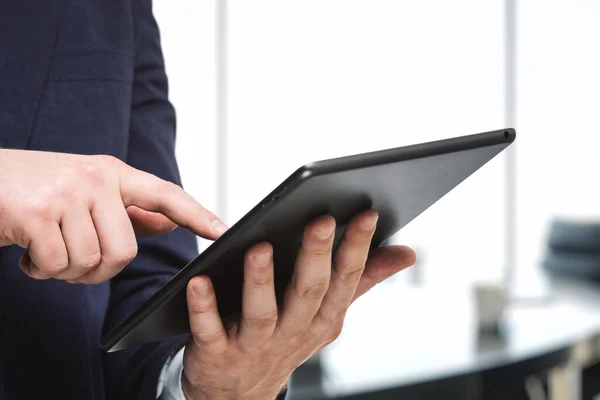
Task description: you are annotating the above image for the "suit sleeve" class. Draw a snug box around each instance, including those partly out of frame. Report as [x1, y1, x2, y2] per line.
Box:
[102, 1, 197, 398]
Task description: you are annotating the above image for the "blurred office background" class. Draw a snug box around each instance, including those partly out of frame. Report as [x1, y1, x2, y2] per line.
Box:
[154, 1, 600, 399]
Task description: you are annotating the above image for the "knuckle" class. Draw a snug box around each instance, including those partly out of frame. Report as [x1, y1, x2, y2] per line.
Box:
[338, 265, 365, 288]
[156, 181, 182, 212]
[284, 335, 303, 352]
[303, 233, 333, 256]
[247, 272, 272, 288]
[323, 322, 344, 345]
[331, 321, 344, 338]
[96, 154, 122, 168]
[311, 245, 332, 257]
[113, 245, 138, 267]
[296, 279, 329, 301]
[27, 199, 54, 220]
[80, 251, 102, 271]
[37, 243, 69, 274]
[44, 258, 69, 275]
[54, 163, 91, 194]
[78, 160, 108, 187]
[244, 310, 278, 329]
[349, 217, 375, 236]
[190, 299, 215, 315]
[158, 180, 181, 195]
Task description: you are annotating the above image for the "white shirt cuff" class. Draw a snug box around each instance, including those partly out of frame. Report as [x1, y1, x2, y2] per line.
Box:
[156, 346, 289, 400]
[156, 346, 186, 400]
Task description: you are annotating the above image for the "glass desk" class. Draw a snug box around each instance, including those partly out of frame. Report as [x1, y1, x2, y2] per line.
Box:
[289, 276, 600, 399]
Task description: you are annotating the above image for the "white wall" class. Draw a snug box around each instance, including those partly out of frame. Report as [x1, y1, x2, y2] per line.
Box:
[516, 0, 600, 278]
[156, 0, 511, 283]
[226, 0, 506, 284]
[155, 0, 600, 286]
[154, 0, 217, 251]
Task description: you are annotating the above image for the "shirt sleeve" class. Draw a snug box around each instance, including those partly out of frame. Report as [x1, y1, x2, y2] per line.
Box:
[156, 348, 290, 400]
[156, 347, 187, 400]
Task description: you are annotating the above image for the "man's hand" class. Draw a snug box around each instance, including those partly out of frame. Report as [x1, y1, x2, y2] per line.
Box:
[0, 149, 226, 284]
[182, 210, 416, 400]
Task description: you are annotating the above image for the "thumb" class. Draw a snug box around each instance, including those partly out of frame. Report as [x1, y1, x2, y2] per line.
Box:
[352, 245, 416, 302]
[127, 206, 178, 236]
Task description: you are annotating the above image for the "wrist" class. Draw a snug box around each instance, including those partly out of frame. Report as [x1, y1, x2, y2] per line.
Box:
[181, 372, 194, 400]
[180, 373, 288, 400]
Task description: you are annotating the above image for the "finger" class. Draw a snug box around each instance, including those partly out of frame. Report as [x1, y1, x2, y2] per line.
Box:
[239, 242, 278, 348]
[127, 206, 177, 236]
[187, 276, 228, 353]
[76, 193, 137, 284]
[279, 216, 335, 335]
[23, 258, 51, 280]
[54, 208, 101, 281]
[19, 253, 49, 280]
[118, 167, 227, 240]
[352, 245, 416, 302]
[21, 222, 68, 279]
[314, 210, 378, 325]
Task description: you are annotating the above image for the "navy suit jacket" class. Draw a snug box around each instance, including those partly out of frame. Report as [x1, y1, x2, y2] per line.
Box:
[0, 0, 197, 398]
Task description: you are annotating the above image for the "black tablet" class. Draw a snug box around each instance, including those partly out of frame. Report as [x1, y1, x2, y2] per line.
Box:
[101, 128, 516, 352]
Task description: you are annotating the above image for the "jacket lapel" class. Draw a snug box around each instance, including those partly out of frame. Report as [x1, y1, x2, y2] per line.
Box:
[0, 2, 64, 149]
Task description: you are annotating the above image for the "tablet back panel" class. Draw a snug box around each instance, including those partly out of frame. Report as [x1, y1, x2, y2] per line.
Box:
[102, 129, 515, 352]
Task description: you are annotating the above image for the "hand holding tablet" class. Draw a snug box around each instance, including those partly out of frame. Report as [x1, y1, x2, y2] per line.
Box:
[102, 128, 516, 352]
[180, 211, 416, 399]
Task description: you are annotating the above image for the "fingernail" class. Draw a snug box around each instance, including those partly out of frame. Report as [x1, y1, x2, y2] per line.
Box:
[194, 280, 208, 297]
[316, 224, 335, 240]
[253, 250, 271, 267]
[212, 219, 228, 235]
[361, 214, 379, 231]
